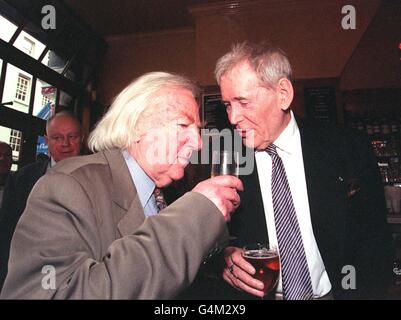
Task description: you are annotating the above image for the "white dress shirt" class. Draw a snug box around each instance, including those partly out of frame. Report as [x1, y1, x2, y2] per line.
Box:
[255, 111, 332, 298]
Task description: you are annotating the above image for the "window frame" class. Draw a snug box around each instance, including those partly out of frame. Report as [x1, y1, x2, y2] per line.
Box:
[0, 0, 107, 166]
[14, 72, 30, 103]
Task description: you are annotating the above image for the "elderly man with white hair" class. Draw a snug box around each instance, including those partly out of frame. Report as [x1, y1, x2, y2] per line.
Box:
[0, 72, 242, 299]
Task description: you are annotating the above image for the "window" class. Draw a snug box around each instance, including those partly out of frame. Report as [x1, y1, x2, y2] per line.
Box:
[59, 90, 74, 109]
[14, 30, 45, 60]
[21, 37, 35, 56]
[2, 64, 32, 114]
[42, 95, 51, 107]
[15, 74, 30, 102]
[0, 126, 21, 171]
[9, 129, 22, 153]
[0, 14, 17, 42]
[41, 50, 67, 75]
[1, 1, 106, 167]
[33, 79, 56, 119]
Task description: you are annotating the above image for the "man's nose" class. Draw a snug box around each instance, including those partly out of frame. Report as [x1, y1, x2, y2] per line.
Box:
[227, 105, 241, 126]
[62, 137, 71, 146]
[187, 129, 202, 151]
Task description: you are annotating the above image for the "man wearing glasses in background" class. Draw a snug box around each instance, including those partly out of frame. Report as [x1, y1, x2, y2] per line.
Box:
[0, 111, 83, 290]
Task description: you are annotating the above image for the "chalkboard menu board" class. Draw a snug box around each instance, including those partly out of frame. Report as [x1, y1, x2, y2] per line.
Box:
[304, 87, 337, 123]
[202, 93, 231, 130]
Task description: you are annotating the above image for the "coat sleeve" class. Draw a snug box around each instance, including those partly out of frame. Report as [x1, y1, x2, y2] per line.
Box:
[0, 171, 228, 299]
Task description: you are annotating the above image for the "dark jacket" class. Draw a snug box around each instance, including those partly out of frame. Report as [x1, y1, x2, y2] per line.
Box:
[0, 160, 48, 289]
[228, 117, 393, 299]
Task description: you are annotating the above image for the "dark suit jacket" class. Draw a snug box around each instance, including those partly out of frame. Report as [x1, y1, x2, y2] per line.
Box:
[0, 160, 49, 289]
[228, 117, 393, 299]
[0, 149, 228, 299]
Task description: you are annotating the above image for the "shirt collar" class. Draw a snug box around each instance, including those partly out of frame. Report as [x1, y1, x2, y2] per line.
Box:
[48, 157, 57, 169]
[122, 150, 155, 209]
[271, 110, 299, 155]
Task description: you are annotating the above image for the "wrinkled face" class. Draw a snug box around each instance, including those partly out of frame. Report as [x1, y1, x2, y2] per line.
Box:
[45, 115, 82, 162]
[220, 61, 292, 150]
[0, 143, 12, 175]
[131, 87, 202, 187]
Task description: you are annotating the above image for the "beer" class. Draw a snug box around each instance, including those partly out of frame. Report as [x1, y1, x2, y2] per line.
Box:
[243, 247, 280, 295]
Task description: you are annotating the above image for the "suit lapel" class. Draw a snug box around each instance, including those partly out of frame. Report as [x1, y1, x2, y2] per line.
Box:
[103, 149, 146, 236]
[230, 151, 269, 246]
[40, 160, 49, 175]
[117, 196, 145, 236]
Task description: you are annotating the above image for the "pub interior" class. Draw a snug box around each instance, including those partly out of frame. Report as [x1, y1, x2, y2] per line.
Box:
[0, 0, 400, 300]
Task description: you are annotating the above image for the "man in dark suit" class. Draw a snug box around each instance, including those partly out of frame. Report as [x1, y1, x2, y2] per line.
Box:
[0, 111, 83, 289]
[0, 141, 12, 208]
[214, 42, 392, 299]
[0, 72, 242, 299]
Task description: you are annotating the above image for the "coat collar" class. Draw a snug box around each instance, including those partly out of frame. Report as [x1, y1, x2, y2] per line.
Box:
[102, 148, 145, 236]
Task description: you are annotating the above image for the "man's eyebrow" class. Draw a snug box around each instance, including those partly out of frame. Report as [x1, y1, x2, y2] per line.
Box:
[234, 96, 249, 101]
[223, 96, 249, 102]
[176, 111, 201, 127]
[221, 96, 249, 105]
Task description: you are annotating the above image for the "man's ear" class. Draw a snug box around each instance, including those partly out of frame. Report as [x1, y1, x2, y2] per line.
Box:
[277, 78, 294, 111]
[44, 135, 49, 144]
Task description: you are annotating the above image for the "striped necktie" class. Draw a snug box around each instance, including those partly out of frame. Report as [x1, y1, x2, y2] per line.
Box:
[266, 144, 314, 300]
[153, 187, 167, 212]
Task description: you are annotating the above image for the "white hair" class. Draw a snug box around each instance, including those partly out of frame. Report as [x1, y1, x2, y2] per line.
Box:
[88, 72, 199, 152]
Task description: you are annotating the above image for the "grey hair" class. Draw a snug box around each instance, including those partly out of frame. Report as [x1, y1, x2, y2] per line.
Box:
[215, 42, 292, 88]
[88, 72, 199, 152]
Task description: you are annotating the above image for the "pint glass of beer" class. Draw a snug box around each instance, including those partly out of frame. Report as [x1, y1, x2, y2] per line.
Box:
[242, 243, 280, 296]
